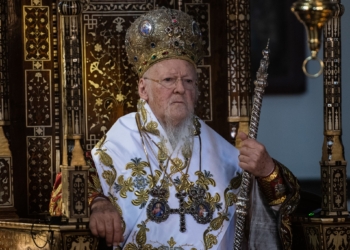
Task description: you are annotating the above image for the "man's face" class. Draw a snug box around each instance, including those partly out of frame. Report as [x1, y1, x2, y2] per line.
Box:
[138, 59, 198, 126]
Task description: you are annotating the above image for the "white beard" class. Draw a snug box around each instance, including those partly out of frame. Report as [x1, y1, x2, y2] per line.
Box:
[163, 110, 194, 150]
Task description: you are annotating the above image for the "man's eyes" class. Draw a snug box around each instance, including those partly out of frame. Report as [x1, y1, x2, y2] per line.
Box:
[163, 77, 174, 82]
[161, 78, 194, 83]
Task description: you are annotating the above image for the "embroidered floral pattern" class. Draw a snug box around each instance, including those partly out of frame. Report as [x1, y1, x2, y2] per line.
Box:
[174, 174, 193, 193]
[133, 175, 149, 190]
[204, 234, 218, 249]
[195, 170, 216, 190]
[145, 121, 160, 136]
[202, 181, 239, 249]
[170, 158, 186, 175]
[148, 170, 162, 189]
[117, 175, 134, 198]
[132, 189, 149, 208]
[139, 100, 148, 122]
[124, 221, 152, 249]
[136, 221, 150, 246]
[126, 157, 150, 176]
[95, 148, 113, 167]
[138, 100, 161, 136]
[102, 169, 116, 187]
[205, 192, 221, 212]
[157, 139, 168, 162]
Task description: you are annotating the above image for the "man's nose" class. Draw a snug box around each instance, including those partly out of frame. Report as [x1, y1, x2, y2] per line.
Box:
[173, 78, 186, 93]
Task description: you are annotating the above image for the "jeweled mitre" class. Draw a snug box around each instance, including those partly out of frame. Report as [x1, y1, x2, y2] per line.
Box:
[125, 7, 204, 77]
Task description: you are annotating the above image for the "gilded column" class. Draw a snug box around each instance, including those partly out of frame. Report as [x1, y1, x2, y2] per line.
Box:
[0, 0, 17, 218]
[59, 0, 85, 167]
[320, 1, 348, 217]
[227, 0, 252, 147]
[58, 0, 89, 222]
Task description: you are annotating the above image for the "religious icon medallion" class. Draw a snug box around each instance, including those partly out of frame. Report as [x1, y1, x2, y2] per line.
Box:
[147, 186, 171, 223]
[188, 186, 213, 224]
[147, 199, 170, 223]
[191, 201, 212, 224]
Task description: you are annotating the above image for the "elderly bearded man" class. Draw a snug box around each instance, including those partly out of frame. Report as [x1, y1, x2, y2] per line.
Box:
[88, 7, 300, 250]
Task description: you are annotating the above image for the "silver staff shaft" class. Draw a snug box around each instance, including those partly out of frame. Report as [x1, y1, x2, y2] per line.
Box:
[233, 40, 270, 250]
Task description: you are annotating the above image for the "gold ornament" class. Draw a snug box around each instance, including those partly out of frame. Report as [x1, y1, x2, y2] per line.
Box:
[125, 7, 204, 77]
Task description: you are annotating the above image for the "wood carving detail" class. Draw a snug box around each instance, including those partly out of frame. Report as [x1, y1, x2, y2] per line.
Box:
[195, 66, 211, 121]
[0, 158, 11, 205]
[23, 6, 50, 61]
[84, 1, 155, 12]
[185, 3, 210, 56]
[83, 14, 140, 148]
[25, 70, 52, 127]
[325, 226, 350, 250]
[63, 233, 96, 250]
[227, 0, 251, 119]
[27, 136, 52, 214]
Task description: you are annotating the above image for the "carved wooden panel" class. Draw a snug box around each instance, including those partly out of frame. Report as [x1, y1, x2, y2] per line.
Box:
[185, 3, 210, 56]
[227, 0, 251, 120]
[195, 65, 211, 120]
[185, 2, 212, 122]
[82, 13, 140, 149]
[25, 69, 52, 127]
[27, 135, 53, 214]
[23, 6, 51, 61]
[0, 158, 12, 206]
[19, 0, 59, 215]
[0, 1, 15, 214]
[303, 225, 322, 250]
[0, 1, 10, 121]
[62, 232, 97, 250]
[61, 166, 90, 222]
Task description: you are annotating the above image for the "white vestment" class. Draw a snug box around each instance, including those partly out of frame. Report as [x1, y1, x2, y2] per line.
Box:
[91, 100, 280, 249]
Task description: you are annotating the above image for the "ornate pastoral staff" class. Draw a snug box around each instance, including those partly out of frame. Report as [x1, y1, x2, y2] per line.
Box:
[233, 41, 270, 249]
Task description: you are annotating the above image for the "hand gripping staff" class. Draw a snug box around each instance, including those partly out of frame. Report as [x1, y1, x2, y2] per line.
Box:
[233, 40, 270, 250]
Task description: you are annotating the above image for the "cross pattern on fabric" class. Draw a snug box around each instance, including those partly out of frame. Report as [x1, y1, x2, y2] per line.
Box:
[147, 186, 213, 232]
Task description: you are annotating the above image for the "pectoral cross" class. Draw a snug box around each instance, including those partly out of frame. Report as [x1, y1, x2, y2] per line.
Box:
[147, 186, 213, 232]
[170, 192, 190, 232]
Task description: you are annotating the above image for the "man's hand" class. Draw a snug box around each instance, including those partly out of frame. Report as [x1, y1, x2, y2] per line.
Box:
[89, 198, 124, 247]
[237, 131, 275, 177]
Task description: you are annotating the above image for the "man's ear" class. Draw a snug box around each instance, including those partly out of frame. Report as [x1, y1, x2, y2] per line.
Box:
[138, 78, 149, 101]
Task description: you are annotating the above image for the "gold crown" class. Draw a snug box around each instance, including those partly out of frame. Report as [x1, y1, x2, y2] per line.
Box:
[125, 7, 204, 77]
